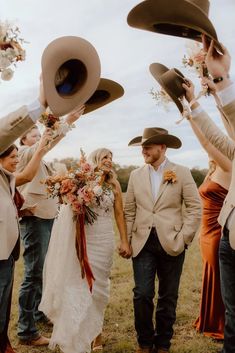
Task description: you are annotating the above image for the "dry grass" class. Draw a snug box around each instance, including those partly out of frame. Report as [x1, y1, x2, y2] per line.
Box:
[9, 236, 222, 353]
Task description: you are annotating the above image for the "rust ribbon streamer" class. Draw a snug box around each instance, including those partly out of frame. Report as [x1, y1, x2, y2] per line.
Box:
[75, 213, 95, 292]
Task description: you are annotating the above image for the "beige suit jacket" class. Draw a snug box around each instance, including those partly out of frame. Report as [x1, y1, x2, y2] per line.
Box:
[17, 143, 58, 219]
[124, 160, 202, 257]
[193, 100, 235, 249]
[0, 167, 19, 260]
[0, 106, 35, 153]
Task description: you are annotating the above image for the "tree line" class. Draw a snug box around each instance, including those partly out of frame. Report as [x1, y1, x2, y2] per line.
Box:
[55, 157, 208, 191]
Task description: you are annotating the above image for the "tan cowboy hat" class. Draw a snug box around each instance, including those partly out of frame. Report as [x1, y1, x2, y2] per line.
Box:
[83, 78, 124, 114]
[127, 0, 223, 53]
[128, 127, 182, 148]
[41, 36, 101, 117]
[150, 63, 186, 113]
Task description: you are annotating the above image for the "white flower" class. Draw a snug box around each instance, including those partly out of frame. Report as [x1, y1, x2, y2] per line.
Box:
[0, 54, 11, 69]
[5, 47, 17, 60]
[93, 185, 103, 197]
[1, 68, 14, 81]
[55, 183, 60, 190]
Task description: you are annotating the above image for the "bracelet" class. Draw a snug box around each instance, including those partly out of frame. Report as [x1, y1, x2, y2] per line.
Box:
[213, 77, 223, 84]
[189, 98, 198, 108]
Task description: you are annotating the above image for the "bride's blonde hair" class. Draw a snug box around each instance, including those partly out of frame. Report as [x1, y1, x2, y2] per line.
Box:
[88, 148, 118, 194]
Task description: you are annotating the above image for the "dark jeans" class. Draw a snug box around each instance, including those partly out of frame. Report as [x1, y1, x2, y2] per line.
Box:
[132, 228, 185, 350]
[219, 227, 235, 353]
[17, 216, 54, 340]
[0, 256, 14, 353]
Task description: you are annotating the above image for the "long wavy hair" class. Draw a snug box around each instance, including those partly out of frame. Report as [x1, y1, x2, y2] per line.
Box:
[88, 148, 118, 194]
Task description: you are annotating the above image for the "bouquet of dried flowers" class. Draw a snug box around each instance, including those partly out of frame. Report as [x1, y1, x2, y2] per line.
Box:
[45, 149, 113, 290]
[0, 21, 26, 81]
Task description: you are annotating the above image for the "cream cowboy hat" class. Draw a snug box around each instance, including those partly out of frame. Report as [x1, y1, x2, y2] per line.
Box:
[83, 78, 124, 114]
[41, 36, 101, 117]
[127, 0, 223, 53]
[149, 63, 186, 113]
[128, 127, 182, 148]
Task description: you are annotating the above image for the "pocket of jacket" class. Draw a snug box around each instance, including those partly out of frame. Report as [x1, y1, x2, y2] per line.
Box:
[174, 224, 183, 232]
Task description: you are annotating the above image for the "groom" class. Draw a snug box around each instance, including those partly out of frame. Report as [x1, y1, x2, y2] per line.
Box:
[124, 127, 201, 353]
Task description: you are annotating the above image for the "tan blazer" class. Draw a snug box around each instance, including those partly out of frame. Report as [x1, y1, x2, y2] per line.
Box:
[17, 143, 58, 219]
[124, 160, 202, 257]
[193, 100, 235, 249]
[0, 167, 19, 260]
[0, 106, 34, 153]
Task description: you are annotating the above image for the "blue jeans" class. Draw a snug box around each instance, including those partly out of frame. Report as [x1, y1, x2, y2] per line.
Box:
[219, 227, 235, 353]
[0, 255, 14, 353]
[17, 216, 54, 340]
[132, 229, 185, 350]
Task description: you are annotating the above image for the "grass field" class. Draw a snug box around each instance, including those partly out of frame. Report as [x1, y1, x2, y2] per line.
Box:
[9, 235, 222, 353]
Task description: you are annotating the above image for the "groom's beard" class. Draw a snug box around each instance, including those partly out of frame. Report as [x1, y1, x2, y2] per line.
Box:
[143, 151, 162, 165]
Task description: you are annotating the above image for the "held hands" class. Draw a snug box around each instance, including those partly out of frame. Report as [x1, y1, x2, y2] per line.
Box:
[118, 240, 132, 259]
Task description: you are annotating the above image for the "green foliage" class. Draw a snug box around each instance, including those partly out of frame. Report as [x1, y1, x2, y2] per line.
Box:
[191, 168, 208, 188]
[54, 158, 208, 190]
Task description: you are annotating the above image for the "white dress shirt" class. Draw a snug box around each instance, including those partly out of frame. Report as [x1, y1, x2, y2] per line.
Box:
[149, 158, 167, 200]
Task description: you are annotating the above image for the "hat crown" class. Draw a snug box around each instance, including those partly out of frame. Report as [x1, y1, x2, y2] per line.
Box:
[162, 69, 185, 98]
[189, 0, 210, 15]
[143, 127, 168, 139]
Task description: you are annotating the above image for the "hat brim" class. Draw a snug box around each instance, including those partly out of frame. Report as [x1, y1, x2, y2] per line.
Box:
[149, 63, 185, 113]
[128, 134, 182, 148]
[127, 0, 223, 54]
[83, 78, 124, 114]
[41, 36, 101, 117]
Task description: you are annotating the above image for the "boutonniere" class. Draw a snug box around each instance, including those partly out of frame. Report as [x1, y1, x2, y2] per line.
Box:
[163, 170, 177, 184]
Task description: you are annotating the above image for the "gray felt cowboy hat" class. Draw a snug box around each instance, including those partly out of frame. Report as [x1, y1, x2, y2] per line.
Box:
[83, 78, 124, 114]
[41, 36, 101, 117]
[128, 127, 182, 148]
[127, 0, 223, 53]
[149, 63, 186, 113]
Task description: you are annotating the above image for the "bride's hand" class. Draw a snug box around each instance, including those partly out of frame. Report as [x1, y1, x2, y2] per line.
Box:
[118, 241, 132, 259]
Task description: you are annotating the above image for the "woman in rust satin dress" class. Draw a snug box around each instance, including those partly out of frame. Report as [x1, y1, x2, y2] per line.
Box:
[188, 115, 231, 340]
[194, 171, 228, 339]
[184, 76, 233, 339]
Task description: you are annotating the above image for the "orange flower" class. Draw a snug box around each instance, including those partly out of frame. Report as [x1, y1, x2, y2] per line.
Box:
[163, 170, 177, 184]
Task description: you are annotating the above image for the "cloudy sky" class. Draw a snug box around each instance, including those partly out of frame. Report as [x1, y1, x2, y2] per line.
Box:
[1, 0, 235, 168]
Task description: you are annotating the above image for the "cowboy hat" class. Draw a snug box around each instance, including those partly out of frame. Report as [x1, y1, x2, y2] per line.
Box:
[83, 78, 124, 114]
[41, 36, 101, 117]
[128, 127, 182, 148]
[149, 63, 186, 113]
[127, 0, 223, 53]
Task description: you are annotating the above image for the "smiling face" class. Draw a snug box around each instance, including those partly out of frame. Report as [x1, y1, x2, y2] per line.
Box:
[21, 127, 41, 146]
[142, 144, 166, 167]
[0, 148, 19, 173]
[98, 152, 113, 174]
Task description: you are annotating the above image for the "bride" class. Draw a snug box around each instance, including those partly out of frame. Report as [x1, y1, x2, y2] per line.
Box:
[39, 148, 132, 353]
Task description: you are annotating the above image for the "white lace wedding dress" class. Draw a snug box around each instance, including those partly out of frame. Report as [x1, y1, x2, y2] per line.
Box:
[39, 190, 115, 353]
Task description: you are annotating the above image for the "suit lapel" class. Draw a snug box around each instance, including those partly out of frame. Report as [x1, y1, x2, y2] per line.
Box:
[142, 165, 155, 204]
[154, 160, 175, 206]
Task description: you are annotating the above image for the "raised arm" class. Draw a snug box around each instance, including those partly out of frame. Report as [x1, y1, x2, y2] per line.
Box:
[0, 77, 47, 154]
[189, 117, 231, 173]
[15, 130, 52, 186]
[18, 105, 85, 164]
[183, 80, 235, 161]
